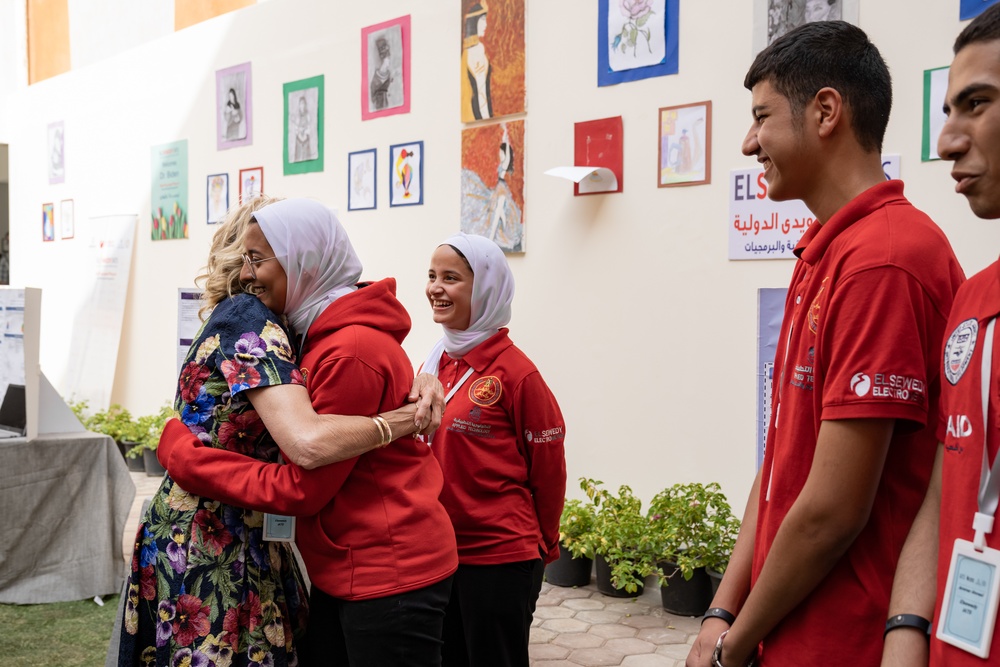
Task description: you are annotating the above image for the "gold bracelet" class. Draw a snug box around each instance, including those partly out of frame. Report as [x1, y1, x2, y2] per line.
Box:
[372, 415, 392, 447]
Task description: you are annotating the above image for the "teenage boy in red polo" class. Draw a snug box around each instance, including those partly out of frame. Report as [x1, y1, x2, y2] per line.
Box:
[883, 5, 1000, 666]
[686, 21, 965, 667]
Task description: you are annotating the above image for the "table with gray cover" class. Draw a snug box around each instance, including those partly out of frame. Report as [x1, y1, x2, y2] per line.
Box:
[0, 431, 135, 603]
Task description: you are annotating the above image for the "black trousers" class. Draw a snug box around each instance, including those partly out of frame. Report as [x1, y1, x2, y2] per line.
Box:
[441, 559, 545, 667]
[302, 575, 453, 666]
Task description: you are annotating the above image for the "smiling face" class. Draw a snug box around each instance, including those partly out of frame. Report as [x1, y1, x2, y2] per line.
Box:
[241, 222, 287, 314]
[938, 40, 1000, 219]
[427, 245, 474, 331]
[742, 79, 816, 203]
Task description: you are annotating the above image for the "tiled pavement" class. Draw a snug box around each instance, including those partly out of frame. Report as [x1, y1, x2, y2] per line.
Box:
[124, 471, 703, 667]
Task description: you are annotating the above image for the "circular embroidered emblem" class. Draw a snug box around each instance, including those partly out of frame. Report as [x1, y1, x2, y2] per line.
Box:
[944, 318, 978, 385]
[469, 376, 502, 407]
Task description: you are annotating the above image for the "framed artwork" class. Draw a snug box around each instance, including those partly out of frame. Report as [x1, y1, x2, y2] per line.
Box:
[574, 116, 624, 196]
[754, 0, 860, 52]
[461, 120, 524, 253]
[284, 75, 324, 175]
[348, 149, 377, 211]
[962, 0, 1000, 19]
[207, 173, 229, 224]
[48, 121, 65, 184]
[923, 66, 950, 162]
[42, 203, 55, 242]
[389, 141, 424, 207]
[658, 101, 711, 187]
[362, 15, 411, 121]
[60, 199, 75, 239]
[239, 167, 264, 203]
[598, 0, 678, 87]
[460, 0, 526, 122]
[216, 62, 252, 150]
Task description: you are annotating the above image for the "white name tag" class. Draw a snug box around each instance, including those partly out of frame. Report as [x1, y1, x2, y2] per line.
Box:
[937, 539, 1000, 658]
[262, 513, 295, 542]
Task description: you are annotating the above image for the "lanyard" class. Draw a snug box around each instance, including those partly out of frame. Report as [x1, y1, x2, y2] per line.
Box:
[975, 318, 1000, 550]
[425, 365, 475, 447]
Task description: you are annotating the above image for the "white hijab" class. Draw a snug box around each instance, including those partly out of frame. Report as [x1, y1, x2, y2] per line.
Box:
[422, 232, 514, 376]
[253, 198, 362, 338]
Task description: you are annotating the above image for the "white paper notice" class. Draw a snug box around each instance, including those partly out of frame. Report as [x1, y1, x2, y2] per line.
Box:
[544, 166, 619, 193]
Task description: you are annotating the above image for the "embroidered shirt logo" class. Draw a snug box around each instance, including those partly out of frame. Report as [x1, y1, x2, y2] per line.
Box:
[850, 372, 871, 397]
[469, 376, 502, 407]
[944, 318, 978, 385]
[808, 277, 829, 334]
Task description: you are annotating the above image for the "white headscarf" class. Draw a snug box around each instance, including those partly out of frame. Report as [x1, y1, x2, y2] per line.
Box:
[253, 198, 362, 337]
[422, 232, 514, 376]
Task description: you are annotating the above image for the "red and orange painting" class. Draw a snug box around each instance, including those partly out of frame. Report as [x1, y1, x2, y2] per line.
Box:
[460, 0, 525, 123]
[460, 120, 525, 253]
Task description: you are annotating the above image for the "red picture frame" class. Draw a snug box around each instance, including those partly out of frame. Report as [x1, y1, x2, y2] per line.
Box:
[239, 166, 264, 203]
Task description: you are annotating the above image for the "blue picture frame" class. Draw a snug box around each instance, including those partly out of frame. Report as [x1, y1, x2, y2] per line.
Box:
[598, 0, 679, 87]
[389, 140, 424, 207]
[961, 0, 1000, 20]
[347, 149, 378, 211]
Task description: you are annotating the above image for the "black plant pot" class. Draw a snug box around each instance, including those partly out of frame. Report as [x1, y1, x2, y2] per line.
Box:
[707, 567, 723, 597]
[595, 554, 643, 598]
[545, 544, 593, 587]
[659, 561, 713, 616]
[143, 448, 166, 477]
[119, 440, 146, 472]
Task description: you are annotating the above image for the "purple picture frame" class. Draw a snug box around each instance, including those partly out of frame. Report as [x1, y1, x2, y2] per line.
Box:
[216, 62, 253, 150]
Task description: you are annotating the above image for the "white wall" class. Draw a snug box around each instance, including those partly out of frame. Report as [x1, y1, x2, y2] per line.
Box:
[6, 0, 1000, 510]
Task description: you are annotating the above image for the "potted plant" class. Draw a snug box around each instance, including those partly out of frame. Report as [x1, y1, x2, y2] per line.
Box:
[71, 401, 146, 472]
[580, 478, 662, 598]
[124, 404, 174, 476]
[647, 482, 740, 616]
[545, 499, 596, 587]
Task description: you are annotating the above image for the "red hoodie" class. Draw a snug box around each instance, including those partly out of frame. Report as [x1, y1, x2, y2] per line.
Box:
[158, 279, 458, 600]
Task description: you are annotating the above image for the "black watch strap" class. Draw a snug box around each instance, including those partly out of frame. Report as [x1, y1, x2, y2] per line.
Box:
[702, 607, 737, 626]
[883, 613, 931, 639]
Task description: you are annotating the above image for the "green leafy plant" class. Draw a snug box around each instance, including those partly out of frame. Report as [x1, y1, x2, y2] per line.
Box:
[647, 482, 741, 581]
[579, 478, 663, 593]
[124, 403, 175, 458]
[559, 499, 596, 559]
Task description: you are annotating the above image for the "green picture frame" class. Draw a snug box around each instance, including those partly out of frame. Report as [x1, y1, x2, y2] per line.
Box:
[283, 75, 324, 175]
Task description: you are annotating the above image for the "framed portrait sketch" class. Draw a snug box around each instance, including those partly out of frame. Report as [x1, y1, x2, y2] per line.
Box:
[389, 141, 424, 207]
[923, 66, 949, 162]
[348, 149, 377, 211]
[239, 167, 263, 203]
[60, 199, 75, 239]
[460, 0, 526, 122]
[216, 62, 252, 150]
[461, 121, 524, 253]
[48, 121, 65, 184]
[754, 0, 859, 52]
[207, 173, 229, 224]
[42, 203, 55, 242]
[658, 101, 711, 187]
[361, 15, 411, 121]
[598, 0, 678, 86]
[284, 75, 324, 175]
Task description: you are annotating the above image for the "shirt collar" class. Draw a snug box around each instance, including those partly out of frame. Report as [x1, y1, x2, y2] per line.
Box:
[445, 328, 512, 372]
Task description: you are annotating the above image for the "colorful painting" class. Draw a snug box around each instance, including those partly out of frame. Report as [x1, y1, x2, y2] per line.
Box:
[348, 149, 377, 211]
[574, 116, 624, 195]
[389, 141, 424, 207]
[60, 199, 74, 239]
[658, 101, 711, 187]
[216, 62, 252, 150]
[151, 140, 189, 240]
[598, 0, 678, 86]
[207, 173, 229, 224]
[42, 203, 55, 242]
[239, 167, 263, 203]
[461, 120, 524, 253]
[461, 0, 525, 122]
[362, 16, 411, 121]
[284, 75, 324, 175]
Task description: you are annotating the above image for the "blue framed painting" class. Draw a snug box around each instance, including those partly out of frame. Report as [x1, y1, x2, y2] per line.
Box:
[962, 0, 1000, 20]
[348, 149, 377, 211]
[389, 140, 424, 207]
[598, 0, 679, 87]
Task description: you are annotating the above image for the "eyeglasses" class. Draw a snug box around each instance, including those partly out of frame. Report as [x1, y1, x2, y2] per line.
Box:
[242, 253, 277, 280]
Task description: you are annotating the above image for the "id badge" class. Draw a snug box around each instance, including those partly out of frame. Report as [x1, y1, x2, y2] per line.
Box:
[937, 539, 1000, 658]
[262, 513, 295, 542]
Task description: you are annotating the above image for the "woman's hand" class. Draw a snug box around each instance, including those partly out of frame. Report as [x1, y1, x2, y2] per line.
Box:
[408, 372, 445, 434]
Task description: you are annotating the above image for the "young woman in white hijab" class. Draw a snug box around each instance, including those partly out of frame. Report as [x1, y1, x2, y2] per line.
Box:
[124, 197, 454, 667]
[423, 232, 567, 667]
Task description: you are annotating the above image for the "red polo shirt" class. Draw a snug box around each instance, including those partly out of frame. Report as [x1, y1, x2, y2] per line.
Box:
[430, 328, 567, 566]
[753, 180, 965, 665]
[932, 259, 1000, 666]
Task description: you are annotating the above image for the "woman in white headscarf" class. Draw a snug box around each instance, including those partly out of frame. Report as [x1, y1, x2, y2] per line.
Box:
[423, 232, 567, 667]
[120, 197, 455, 667]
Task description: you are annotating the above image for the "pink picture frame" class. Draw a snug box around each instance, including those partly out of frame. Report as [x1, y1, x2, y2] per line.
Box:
[361, 15, 411, 121]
